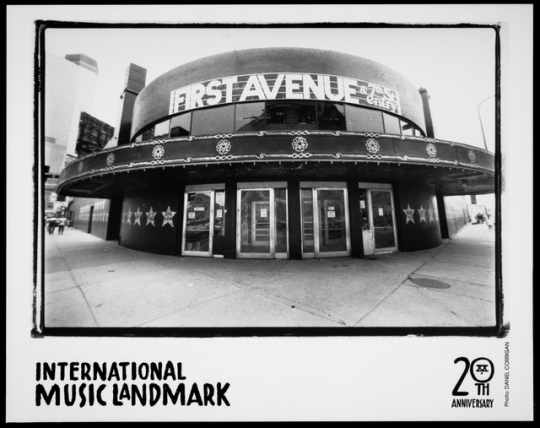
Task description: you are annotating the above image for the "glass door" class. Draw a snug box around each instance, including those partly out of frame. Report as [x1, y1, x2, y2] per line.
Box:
[370, 190, 398, 253]
[301, 184, 350, 258]
[359, 189, 375, 255]
[237, 184, 288, 259]
[182, 185, 226, 257]
[183, 190, 213, 257]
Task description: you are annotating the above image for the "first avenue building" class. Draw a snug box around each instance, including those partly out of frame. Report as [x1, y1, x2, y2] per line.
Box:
[57, 47, 495, 260]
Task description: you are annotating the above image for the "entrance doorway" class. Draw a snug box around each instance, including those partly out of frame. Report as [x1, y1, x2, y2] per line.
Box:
[300, 183, 351, 258]
[182, 184, 225, 257]
[236, 182, 288, 259]
[358, 183, 398, 255]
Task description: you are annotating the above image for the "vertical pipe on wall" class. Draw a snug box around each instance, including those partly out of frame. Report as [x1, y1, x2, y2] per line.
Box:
[419, 88, 435, 138]
[88, 206, 94, 234]
[114, 64, 147, 147]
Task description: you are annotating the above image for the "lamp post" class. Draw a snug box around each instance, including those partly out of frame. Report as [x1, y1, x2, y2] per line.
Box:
[478, 95, 494, 151]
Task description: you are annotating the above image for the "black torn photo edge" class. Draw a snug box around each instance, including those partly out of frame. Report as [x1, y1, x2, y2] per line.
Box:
[32, 21, 504, 339]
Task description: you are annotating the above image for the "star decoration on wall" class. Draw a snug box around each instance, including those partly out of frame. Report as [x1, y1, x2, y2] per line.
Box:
[428, 207, 436, 222]
[134, 208, 143, 226]
[146, 207, 157, 226]
[126, 208, 132, 224]
[403, 204, 415, 224]
[418, 205, 427, 223]
[121, 211, 126, 224]
[162, 206, 176, 227]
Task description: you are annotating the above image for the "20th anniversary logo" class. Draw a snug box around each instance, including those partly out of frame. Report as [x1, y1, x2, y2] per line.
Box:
[450, 343, 511, 409]
[451, 356, 494, 408]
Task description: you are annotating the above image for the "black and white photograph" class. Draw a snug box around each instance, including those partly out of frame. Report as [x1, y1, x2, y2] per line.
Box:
[7, 4, 534, 422]
[41, 24, 499, 331]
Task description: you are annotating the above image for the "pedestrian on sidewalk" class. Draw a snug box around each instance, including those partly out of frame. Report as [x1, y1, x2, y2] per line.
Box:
[57, 217, 67, 235]
[486, 215, 494, 230]
[47, 217, 57, 235]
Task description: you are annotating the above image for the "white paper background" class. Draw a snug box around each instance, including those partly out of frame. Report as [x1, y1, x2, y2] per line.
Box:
[6, 5, 533, 422]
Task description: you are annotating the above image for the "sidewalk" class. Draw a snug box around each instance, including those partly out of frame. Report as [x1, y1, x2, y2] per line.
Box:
[42, 223, 497, 329]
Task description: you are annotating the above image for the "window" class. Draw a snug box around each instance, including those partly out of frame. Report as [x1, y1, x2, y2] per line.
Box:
[265, 101, 317, 130]
[382, 113, 401, 135]
[131, 102, 425, 142]
[400, 120, 414, 136]
[345, 105, 385, 133]
[317, 103, 346, 131]
[154, 120, 170, 139]
[170, 113, 191, 138]
[235, 102, 266, 132]
[142, 127, 154, 141]
[191, 105, 234, 136]
[399, 119, 426, 137]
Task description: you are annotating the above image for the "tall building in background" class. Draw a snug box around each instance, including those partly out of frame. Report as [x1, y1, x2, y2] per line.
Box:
[75, 112, 115, 157]
[44, 52, 115, 217]
[45, 52, 98, 175]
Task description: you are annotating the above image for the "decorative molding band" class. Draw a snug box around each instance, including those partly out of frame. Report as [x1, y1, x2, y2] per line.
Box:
[59, 132, 495, 189]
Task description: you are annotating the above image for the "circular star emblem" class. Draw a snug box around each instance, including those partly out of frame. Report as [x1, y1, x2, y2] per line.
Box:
[152, 145, 165, 160]
[365, 138, 380, 153]
[216, 139, 231, 155]
[426, 143, 437, 158]
[106, 153, 115, 166]
[292, 136, 308, 152]
[468, 150, 476, 163]
[470, 358, 494, 383]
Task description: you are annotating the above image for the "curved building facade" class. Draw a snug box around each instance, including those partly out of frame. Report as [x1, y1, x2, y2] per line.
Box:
[57, 48, 495, 259]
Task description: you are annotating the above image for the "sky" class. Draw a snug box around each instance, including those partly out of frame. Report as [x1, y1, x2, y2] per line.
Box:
[45, 25, 497, 152]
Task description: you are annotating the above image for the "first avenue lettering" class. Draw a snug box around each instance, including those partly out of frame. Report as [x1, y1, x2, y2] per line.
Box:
[170, 73, 401, 115]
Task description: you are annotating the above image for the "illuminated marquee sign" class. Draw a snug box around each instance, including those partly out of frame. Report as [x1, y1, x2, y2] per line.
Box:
[169, 73, 400, 115]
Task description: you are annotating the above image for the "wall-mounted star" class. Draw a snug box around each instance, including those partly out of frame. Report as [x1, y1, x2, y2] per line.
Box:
[403, 204, 415, 224]
[146, 207, 157, 226]
[428, 207, 436, 222]
[134, 208, 143, 226]
[126, 208, 132, 224]
[418, 205, 427, 223]
[162, 206, 176, 227]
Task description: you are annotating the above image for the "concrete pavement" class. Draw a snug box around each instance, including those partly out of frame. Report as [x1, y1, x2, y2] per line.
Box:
[42, 222, 497, 329]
